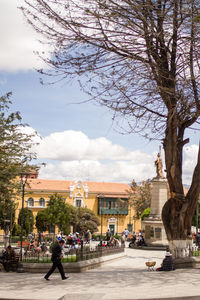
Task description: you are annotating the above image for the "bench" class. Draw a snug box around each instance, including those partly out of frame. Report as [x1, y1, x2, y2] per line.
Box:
[17, 241, 30, 248]
[3, 253, 20, 272]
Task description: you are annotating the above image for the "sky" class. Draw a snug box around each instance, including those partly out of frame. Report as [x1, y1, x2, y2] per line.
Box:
[0, 0, 199, 185]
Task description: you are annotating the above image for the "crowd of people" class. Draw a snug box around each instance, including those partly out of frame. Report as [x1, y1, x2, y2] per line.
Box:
[0, 227, 178, 275]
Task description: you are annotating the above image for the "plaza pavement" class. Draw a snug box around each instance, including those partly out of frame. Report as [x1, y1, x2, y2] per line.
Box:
[1, 245, 200, 300]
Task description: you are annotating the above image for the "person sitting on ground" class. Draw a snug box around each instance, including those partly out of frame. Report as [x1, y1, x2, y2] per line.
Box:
[156, 251, 175, 271]
[0, 245, 17, 272]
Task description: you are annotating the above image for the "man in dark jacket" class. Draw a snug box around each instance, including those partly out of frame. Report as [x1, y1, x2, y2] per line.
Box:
[44, 240, 68, 280]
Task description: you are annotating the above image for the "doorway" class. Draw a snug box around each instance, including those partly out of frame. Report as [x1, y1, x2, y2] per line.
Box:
[109, 224, 115, 236]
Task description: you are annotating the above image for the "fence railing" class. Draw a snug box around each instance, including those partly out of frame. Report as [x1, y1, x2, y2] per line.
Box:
[22, 245, 124, 263]
[172, 246, 200, 258]
[191, 246, 200, 257]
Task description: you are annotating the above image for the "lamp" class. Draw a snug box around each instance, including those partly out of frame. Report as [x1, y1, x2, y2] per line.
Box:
[19, 172, 29, 264]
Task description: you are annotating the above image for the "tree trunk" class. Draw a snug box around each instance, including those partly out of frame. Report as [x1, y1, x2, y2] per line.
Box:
[162, 142, 200, 258]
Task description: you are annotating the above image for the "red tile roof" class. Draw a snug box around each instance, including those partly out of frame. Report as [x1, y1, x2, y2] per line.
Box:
[26, 179, 131, 196]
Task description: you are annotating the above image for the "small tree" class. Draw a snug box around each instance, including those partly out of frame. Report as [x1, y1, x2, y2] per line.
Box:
[128, 180, 151, 219]
[0, 199, 17, 235]
[36, 210, 49, 232]
[18, 208, 34, 236]
[46, 193, 77, 235]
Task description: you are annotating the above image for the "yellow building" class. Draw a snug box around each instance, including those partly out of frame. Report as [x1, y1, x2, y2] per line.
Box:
[13, 172, 141, 236]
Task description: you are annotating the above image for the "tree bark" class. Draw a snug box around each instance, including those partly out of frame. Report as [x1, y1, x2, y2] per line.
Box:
[162, 142, 200, 257]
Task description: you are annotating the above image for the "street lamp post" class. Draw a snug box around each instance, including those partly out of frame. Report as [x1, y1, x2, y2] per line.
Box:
[20, 172, 29, 262]
[9, 201, 14, 245]
[77, 199, 81, 232]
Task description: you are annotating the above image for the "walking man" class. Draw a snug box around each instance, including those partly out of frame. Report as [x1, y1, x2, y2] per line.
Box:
[106, 229, 111, 242]
[44, 240, 68, 281]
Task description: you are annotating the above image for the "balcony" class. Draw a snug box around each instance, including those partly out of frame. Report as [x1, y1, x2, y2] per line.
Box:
[98, 207, 128, 215]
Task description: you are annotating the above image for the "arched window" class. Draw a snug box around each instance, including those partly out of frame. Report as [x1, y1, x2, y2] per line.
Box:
[39, 198, 45, 207]
[28, 197, 34, 207]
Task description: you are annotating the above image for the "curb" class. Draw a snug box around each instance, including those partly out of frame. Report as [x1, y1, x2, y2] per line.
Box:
[21, 252, 126, 273]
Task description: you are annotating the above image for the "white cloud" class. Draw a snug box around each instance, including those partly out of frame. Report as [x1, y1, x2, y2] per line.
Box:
[183, 144, 199, 185]
[35, 130, 152, 162]
[20, 128, 199, 184]
[0, 0, 49, 72]
[39, 159, 155, 183]
[33, 129, 157, 182]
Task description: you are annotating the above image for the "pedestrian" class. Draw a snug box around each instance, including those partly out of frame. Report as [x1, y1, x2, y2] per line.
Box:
[106, 229, 111, 242]
[84, 229, 90, 244]
[44, 240, 68, 281]
[123, 228, 129, 240]
[38, 231, 41, 244]
[120, 233, 125, 247]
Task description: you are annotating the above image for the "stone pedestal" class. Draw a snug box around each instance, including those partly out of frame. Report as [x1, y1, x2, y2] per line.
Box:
[142, 178, 169, 246]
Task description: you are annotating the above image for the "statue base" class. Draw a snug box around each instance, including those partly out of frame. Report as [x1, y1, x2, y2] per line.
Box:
[142, 216, 168, 247]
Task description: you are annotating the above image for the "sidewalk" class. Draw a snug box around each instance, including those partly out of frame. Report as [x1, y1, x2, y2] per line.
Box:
[1, 247, 200, 300]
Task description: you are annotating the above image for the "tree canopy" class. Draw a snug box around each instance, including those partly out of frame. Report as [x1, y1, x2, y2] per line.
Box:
[39, 193, 78, 234]
[77, 207, 100, 234]
[22, 1, 200, 242]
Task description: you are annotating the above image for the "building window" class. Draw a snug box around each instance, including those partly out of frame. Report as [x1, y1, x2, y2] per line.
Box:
[75, 199, 82, 207]
[108, 200, 112, 209]
[28, 197, 34, 207]
[39, 198, 45, 207]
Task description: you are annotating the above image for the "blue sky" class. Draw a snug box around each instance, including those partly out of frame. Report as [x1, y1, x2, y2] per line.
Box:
[0, 0, 199, 185]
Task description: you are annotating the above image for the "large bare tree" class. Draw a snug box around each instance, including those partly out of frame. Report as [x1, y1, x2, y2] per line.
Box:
[21, 0, 200, 255]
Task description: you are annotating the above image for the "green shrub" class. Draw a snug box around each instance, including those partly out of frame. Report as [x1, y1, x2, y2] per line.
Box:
[141, 207, 150, 220]
[92, 234, 106, 241]
[113, 235, 120, 240]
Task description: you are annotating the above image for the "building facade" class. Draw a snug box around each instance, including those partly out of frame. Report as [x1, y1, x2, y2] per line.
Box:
[5, 172, 141, 236]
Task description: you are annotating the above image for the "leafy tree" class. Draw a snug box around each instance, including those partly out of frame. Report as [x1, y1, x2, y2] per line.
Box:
[22, 1, 200, 252]
[18, 208, 34, 236]
[77, 207, 100, 234]
[36, 210, 49, 232]
[128, 180, 151, 219]
[0, 92, 37, 234]
[0, 200, 17, 235]
[46, 193, 77, 235]
[12, 223, 22, 237]
[141, 208, 151, 221]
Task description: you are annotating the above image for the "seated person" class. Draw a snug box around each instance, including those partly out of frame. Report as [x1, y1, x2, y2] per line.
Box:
[41, 243, 47, 252]
[0, 245, 17, 272]
[0, 249, 6, 263]
[137, 235, 146, 246]
[156, 251, 175, 271]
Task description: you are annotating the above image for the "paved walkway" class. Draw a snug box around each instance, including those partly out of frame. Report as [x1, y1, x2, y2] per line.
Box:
[1, 247, 200, 300]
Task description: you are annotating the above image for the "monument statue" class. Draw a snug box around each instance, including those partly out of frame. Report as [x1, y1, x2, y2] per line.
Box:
[154, 148, 165, 179]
